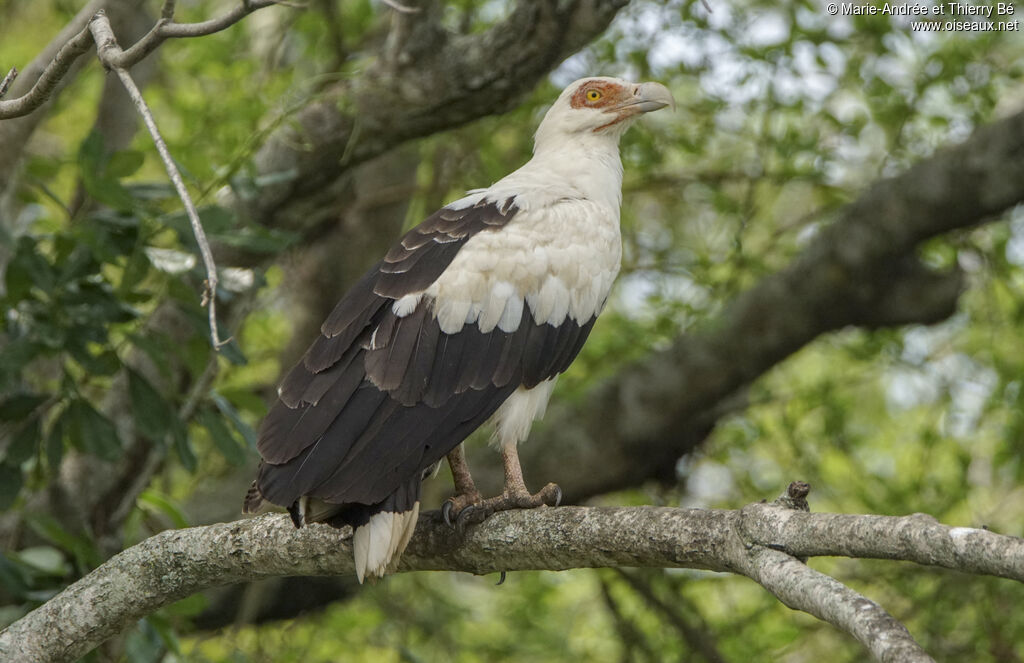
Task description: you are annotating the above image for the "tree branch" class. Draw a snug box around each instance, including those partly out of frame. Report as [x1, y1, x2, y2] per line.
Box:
[248, 0, 630, 228]
[0, 1, 285, 121]
[2, 502, 1022, 662]
[89, 10, 227, 350]
[0, 23, 95, 120]
[737, 547, 932, 663]
[113, 0, 286, 68]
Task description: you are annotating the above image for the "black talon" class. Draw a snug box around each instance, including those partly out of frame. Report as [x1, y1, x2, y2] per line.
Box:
[456, 504, 476, 533]
[496, 571, 507, 586]
[442, 500, 455, 528]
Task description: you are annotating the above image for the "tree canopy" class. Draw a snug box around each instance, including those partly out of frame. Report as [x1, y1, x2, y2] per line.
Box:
[1, 1, 1023, 661]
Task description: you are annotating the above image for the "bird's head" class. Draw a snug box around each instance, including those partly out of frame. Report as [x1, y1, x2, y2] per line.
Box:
[534, 77, 675, 150]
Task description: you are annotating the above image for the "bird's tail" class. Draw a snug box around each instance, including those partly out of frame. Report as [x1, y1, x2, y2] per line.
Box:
[320, 477, 423, 583]
[352, 503, 420, 583]
[243, 470, 422, 584]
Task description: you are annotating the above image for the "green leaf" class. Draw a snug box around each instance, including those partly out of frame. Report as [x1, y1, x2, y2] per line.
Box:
[170, 418, 197, 473]
[0, 553, 28, 597]
[68, 399, 122, 462]
[160, 206, 234, 240]
[4, 237, 54, 300]
[128, 333, 172, 378]
[128, 369, 174, 444]
[5, 418, 40, 465]
[137, 490, 189, 529]
[0, 393, 46, 421]
[120, 247, 151, 292]
[198, 407, 246, 465]
[46, 408, 66, 472]
[24, 514, 102, 570]
[67, 342, 122, 376]
[0, 338, 43, 379]
[217, 337, 247, 366]
[107, 150, 145, 178]
[0, 464, 22, 510]
[211, 391, 257, 449]
[15, 546, 69, 576]
[212, 225, 300, 254]
[164, 593, 207, 617]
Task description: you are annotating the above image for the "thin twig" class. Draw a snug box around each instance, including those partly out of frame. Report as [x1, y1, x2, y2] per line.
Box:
[0, 68, 17, 98]
[0, 1, 287, 120]
[0, 27, 94, 119]
[160, 0, 177, 21]
[89, 11, 227, 349]
[117, 0, 286, 66]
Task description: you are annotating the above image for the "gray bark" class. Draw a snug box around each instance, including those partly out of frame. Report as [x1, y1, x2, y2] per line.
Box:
[246, 0, 630, 229]
[4, 500, 1022, 663]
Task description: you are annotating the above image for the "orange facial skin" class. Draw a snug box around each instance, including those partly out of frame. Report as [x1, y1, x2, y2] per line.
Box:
[569, 79, 649, 132]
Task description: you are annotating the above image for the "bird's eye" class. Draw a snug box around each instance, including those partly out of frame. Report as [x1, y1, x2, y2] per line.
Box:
[586, 89, 602, 102]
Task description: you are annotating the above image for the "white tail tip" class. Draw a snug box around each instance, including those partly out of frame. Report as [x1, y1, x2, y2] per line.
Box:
[352, 502, 420, 584]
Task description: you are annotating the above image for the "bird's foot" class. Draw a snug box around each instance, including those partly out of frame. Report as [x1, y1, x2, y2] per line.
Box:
[441, 489, 483, 528]
[448, 483, 561, 531]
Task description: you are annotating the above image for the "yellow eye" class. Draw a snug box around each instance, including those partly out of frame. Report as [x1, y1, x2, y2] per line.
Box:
[586, 89, 602, 102]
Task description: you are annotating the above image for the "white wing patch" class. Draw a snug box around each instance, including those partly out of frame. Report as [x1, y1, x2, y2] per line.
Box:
[392, 294, 422, 317]
[426, 198, 621, 333]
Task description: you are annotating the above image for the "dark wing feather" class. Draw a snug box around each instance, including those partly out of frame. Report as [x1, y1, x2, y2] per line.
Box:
[251, 193, 601, 519]
[375, 199, 519, 298]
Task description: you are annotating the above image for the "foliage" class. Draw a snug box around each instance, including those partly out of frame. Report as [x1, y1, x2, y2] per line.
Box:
[1, 0, 1024, 661]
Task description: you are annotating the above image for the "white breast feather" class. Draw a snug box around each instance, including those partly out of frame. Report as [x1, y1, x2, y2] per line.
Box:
[428, 198, 621, 333]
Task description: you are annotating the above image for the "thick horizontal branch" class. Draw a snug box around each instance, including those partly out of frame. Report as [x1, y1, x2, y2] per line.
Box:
[2, 503, 1022, 662]
[249, 0, 630, 228]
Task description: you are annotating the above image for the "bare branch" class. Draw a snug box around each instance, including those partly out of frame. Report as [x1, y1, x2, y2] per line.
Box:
[88, 11, 226, 350]
[115, 0, 286, 67]
[0, 1, 285, 121]
[160, 0, 177, 21]
[739, 507, 1024, 583]
[2, 503, 1021, 663]
[0, 68, 17, 99]
[0, 27, 94, 119]
[737, 547, 933, 663]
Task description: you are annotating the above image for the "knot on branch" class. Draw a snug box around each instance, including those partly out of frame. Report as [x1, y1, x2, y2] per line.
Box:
[736, 481, 813, 559]
[774, 480, 811, 512]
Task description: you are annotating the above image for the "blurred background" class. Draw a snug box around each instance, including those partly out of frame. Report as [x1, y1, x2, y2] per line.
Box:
[1, 0, 1024, 660]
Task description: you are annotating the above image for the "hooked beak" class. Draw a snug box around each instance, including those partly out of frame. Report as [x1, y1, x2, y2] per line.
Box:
[615, 81, 676, 114]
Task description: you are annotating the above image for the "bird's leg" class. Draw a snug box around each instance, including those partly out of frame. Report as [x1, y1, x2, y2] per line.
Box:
[455, 442, 561, 528]
[442, 444, 483, 526]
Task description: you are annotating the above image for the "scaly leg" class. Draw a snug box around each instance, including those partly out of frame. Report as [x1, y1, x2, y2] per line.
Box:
[442, 444, 483, 526]
[450, 442, 561, 529]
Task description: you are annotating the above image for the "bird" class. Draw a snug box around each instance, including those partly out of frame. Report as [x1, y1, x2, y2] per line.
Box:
[243, 76, 675, 583]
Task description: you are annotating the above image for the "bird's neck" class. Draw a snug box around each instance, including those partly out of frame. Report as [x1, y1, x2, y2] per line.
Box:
[517, 134, 625, 211]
